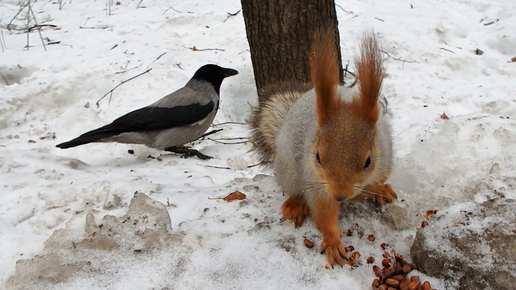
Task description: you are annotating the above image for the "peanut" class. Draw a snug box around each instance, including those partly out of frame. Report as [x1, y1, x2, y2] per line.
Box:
[303, 239, 314, 248]
[372, 279, 380, 288]
[422, 281, 431, 290]
[373, 265, 382, 277]
[385, 278, 400, 288]
[382, 258, 392, 268]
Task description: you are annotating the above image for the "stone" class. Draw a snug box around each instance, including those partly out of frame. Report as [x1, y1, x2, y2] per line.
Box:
[411, 198, 516, 290]
[6, 192, 182, 289]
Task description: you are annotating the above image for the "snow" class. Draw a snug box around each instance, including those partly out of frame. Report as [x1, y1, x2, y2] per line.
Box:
[0, 0, 515, 289]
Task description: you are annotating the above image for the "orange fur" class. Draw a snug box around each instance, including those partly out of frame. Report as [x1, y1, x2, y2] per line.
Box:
[281, 196, 309, 228]
[252, 28, 396, 267]
[309, 28, 342, 126]
[312, 198, 346, 266]
[351, 32, 384, 125]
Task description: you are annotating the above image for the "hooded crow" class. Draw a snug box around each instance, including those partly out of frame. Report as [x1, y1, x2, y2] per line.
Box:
[56, 64, 238, 159]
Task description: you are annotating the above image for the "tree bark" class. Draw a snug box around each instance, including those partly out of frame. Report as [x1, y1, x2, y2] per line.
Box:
[241, 0, 342, 101]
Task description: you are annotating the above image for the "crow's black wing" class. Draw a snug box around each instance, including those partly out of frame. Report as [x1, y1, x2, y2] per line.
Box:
[111, 101, 215, 131]
[56, 101, 214, 149]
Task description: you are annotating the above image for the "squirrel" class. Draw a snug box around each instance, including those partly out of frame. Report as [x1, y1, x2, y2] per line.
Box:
[249, 28, 397, 266]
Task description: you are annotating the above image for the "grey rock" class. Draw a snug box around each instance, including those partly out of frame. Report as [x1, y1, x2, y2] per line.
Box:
[411, 198, 516, 290]
[6, 192, 184, 290]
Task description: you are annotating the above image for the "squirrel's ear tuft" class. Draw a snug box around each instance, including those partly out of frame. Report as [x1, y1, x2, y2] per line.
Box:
[309, 27, 342, 126]
[352, 32, 384, 125]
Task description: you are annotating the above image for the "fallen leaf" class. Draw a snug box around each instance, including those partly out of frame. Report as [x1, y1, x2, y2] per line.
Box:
[192, 46, 198, 51]
[367, 234, 375, 242]
[425, 209, 438, 219]
[440, 112, 449, 120]
[222, 190, 246, 202]
[511, 56, 516, 62]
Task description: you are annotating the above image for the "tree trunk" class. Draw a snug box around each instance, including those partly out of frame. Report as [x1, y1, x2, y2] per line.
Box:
[241, 0, 342, 101]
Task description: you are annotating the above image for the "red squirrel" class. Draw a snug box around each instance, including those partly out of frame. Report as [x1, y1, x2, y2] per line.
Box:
[250, 28, 397, 266]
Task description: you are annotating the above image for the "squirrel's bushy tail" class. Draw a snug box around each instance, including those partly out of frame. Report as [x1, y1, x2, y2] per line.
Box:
[249, 82, 312, 164]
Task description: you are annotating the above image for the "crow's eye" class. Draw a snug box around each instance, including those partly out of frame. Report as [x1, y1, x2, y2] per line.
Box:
[364, 156, 372, 169]
[316, 152, 321, 164]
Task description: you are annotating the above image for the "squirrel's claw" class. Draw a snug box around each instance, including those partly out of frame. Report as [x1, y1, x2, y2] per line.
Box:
[362, 183, 397, 207]
[282, 196, 309, 228]
[374, 183, 397, 206]
[319, 239, 347, 267]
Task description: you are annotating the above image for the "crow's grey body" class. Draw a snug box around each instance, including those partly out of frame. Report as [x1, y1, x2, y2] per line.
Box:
[101, 81, 218, 150]
[56, 64, 238, 158]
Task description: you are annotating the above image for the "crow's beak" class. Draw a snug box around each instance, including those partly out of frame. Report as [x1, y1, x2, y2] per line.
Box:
[223, 68, 239, 77]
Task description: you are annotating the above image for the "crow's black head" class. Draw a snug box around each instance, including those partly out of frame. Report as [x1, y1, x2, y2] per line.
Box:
[191, 64, 238, 95]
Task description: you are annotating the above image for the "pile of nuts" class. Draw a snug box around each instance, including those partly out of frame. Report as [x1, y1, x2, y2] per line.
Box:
[371, 245, 436, 290]
[304, 225, 439, 289]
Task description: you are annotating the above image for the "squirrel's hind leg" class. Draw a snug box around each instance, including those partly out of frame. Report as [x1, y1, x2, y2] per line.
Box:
[282, 196, 309, 228]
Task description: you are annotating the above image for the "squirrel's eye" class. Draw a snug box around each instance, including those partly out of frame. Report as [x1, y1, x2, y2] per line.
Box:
[316, 152, 321, 164]
[364, 156, 372, 169]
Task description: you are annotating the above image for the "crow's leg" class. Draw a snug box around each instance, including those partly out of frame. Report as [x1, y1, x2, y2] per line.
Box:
[164, 146, 213, 160]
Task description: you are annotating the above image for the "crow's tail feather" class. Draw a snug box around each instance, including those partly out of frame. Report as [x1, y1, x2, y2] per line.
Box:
[56, 124, 122, 149]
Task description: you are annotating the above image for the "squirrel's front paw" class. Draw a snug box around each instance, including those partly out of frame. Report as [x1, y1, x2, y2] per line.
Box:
[282, 196, 309, 228]
[319, 237, 347, 267]
[364, 183, 397, 207]
[374, 183, 397, 206]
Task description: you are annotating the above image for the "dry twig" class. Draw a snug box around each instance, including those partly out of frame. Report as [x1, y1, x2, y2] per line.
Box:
[213, 121, 247, 126]
[205, 163, 262, 170]
[96, 68, 152, 107]
[343, 61, 357, 88]
[28, 24, 57, 32]
[27, 1, 46, 51]
[483, 19, 499, 26]
[223, 10, 241, 23]
[146, 51, 167, 69]
[0, 29, 6, 52]
[6, 2, 30, 33]
[196, 129, 223, 140]
[187, 46, 225, 52]
[0, 72, 9, 85]
[335, 4, 353, 13]
[380, 50, 419, 68]
[208, 138, 248, 145]
[439, 47, 456, 54]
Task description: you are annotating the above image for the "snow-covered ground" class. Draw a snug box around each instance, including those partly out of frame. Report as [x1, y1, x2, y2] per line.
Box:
[0, 0, 515, 289]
